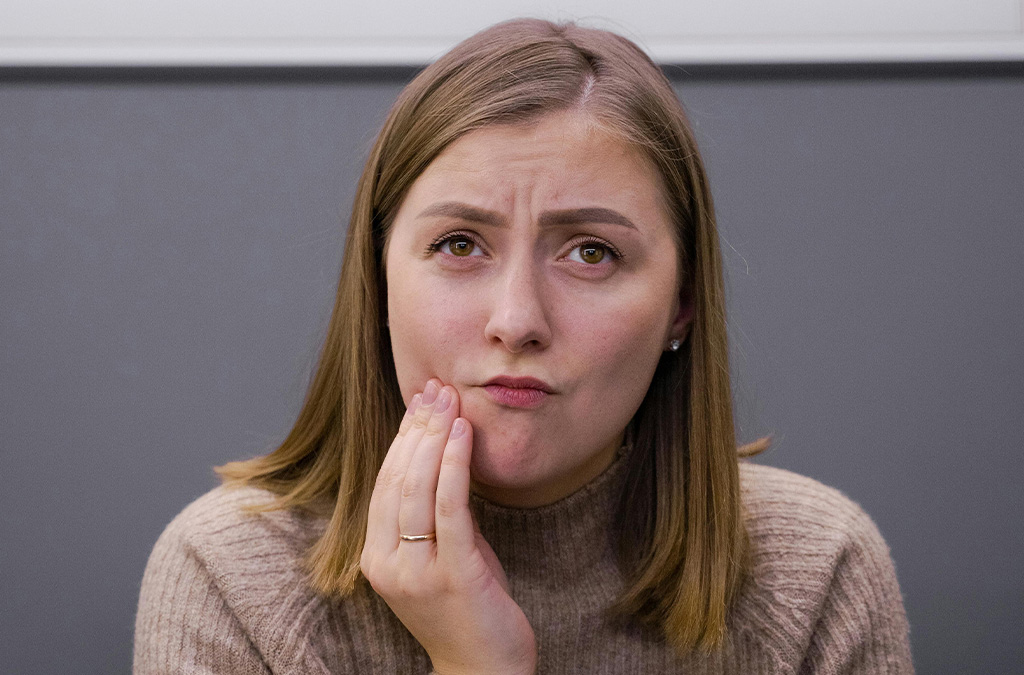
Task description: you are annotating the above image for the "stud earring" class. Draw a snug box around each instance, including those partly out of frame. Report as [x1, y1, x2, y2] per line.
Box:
[669, 339, 681, 352]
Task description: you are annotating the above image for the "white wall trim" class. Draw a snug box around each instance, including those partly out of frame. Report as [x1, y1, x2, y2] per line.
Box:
[2, 1, 1022, 66]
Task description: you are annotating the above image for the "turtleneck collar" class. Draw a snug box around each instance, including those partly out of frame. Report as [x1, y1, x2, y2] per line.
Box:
[469, 447, 631, 583]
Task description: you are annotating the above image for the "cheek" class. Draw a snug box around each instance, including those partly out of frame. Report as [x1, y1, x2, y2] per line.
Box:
[561, 287, 672, 410]
[388, 278, 479, 402]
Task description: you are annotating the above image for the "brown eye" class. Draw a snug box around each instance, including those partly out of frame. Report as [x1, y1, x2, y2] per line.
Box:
[579, 244, 605, 264]
[447, 238, 475, 256]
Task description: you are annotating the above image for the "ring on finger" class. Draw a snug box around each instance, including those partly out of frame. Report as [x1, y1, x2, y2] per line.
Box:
[399, 532, 437, 542]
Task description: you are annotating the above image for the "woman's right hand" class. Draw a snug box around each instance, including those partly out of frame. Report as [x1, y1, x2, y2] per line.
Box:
[360, 379, 537, 675]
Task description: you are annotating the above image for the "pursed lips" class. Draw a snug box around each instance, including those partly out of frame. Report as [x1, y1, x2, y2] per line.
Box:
[481, 375, 555, 409]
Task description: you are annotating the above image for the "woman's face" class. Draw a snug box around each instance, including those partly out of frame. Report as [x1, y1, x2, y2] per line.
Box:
[385, 110, 690, 507]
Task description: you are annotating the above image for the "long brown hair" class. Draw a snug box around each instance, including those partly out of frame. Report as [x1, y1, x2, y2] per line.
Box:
[218, 17, 768, 653]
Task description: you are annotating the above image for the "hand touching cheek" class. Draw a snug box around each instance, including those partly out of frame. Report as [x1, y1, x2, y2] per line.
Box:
[361, 379, 537, 675]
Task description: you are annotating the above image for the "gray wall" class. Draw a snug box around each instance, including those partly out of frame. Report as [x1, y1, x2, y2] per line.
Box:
[2, 65, 1021, 673]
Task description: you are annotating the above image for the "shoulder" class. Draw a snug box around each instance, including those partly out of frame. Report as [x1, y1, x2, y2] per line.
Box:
[148, 483, 328, 599]
[737, 461, 895, 582]
[738, 461, 880, 545]
[147, 485, 326, 612]
[156, 483, 325, 558]
[137, 484, 333, 671]
[732, 463, 910, 669]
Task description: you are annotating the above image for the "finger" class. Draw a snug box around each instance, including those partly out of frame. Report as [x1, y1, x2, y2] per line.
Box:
[395, 379, 444, 469]
[398, 385, 459, 553]
[365, 392, 421, 552]
[368, 377, 441, 550]
[434, 416, 477, 566]
[376, 392, 422, 478]
[371, 379, 442, 548]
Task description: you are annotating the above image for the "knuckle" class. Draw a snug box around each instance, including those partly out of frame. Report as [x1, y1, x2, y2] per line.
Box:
[361, 561, 398, 596]
[425, 413, 452, 436]
[376, 466, 403, 490]
[435, 492, 461, 519]
[400, 473, 426, 499]
[395, 569, 441, 597]
[422, 423, 445, 439]
[360, 559, 381, 588]
[440, 451, 469, 470]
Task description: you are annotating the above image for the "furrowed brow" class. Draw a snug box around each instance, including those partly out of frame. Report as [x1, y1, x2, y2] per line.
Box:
[537, 207, 638, 231]
[417, 202, 638, 231]
[417, 202, 505, 226]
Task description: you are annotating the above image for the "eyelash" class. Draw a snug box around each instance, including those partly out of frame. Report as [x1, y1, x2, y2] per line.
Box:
[424, 230, 625, 261]
[424, 229, 476, 256]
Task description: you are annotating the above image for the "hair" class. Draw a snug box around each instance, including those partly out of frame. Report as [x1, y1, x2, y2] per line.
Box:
[217, 17, 769, 654]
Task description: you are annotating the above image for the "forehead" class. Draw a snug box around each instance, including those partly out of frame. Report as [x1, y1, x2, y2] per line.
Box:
[404, 112, 669, 218]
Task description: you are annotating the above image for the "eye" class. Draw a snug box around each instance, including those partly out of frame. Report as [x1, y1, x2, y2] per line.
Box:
[565, 237, 622, 265]
[447, 236, 476, 257]
[425, 231, 484, 258]
[570, 243, 607, 264]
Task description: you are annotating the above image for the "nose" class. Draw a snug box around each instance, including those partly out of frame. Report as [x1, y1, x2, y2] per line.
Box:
[482, 257, 552, 353]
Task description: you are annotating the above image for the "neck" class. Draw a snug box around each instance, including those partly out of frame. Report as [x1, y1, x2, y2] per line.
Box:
[469, 444, 631, 582]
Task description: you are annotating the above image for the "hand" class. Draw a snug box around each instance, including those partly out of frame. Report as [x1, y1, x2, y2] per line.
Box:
[360, 378, 537, 675]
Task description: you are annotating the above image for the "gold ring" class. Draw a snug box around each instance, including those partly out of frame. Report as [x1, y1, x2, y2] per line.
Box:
[399, 532, 436, 542]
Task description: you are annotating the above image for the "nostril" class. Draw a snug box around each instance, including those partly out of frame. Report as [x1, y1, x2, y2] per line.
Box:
[481, 275, 553, 352]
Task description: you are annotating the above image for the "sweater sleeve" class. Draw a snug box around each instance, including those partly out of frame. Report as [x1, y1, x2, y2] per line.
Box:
[797, 507, 914, 675]
[133, 519, 271, 675]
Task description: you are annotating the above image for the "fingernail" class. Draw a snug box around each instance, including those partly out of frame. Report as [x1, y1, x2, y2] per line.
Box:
[435, 388, 452, 413]
[406, 393, 421, 416]
[450, 418, 467, 439]
[422, 380, 439, 405]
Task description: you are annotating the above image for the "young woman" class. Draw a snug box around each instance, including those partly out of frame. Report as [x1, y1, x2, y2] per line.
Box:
[135, 18, 913, 674]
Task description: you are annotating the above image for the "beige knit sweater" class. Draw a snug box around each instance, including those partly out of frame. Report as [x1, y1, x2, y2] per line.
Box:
[134, 458, 913, 674]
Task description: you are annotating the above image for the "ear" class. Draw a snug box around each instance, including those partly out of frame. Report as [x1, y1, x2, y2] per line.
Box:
[669, 285, 694, 346]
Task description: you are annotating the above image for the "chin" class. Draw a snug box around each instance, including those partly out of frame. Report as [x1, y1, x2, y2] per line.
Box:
[459, 390, 573, 502]
[468, 433, 546, 490]
[469, 437, 585, 509]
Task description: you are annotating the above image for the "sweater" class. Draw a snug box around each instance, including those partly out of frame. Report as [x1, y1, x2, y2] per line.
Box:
[134, 457, 914, 674]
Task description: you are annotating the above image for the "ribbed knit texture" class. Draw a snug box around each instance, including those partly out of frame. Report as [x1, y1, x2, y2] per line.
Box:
[134, 456, 913, 674]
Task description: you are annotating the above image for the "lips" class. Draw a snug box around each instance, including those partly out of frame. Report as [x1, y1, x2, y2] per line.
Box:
[483, 375, 555, 393]
[482, 375, 554, 409]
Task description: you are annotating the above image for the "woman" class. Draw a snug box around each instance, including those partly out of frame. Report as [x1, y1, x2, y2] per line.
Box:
[135, 18, 913, 674]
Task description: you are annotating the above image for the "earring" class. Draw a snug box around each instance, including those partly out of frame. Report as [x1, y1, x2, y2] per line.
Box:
[669, 339, 681, 352]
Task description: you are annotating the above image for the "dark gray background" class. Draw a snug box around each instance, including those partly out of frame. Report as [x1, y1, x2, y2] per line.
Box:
[2, 65, 1021, 674]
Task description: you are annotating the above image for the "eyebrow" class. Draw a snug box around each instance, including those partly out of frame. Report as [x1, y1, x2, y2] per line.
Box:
[416, 201, 638, 231]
